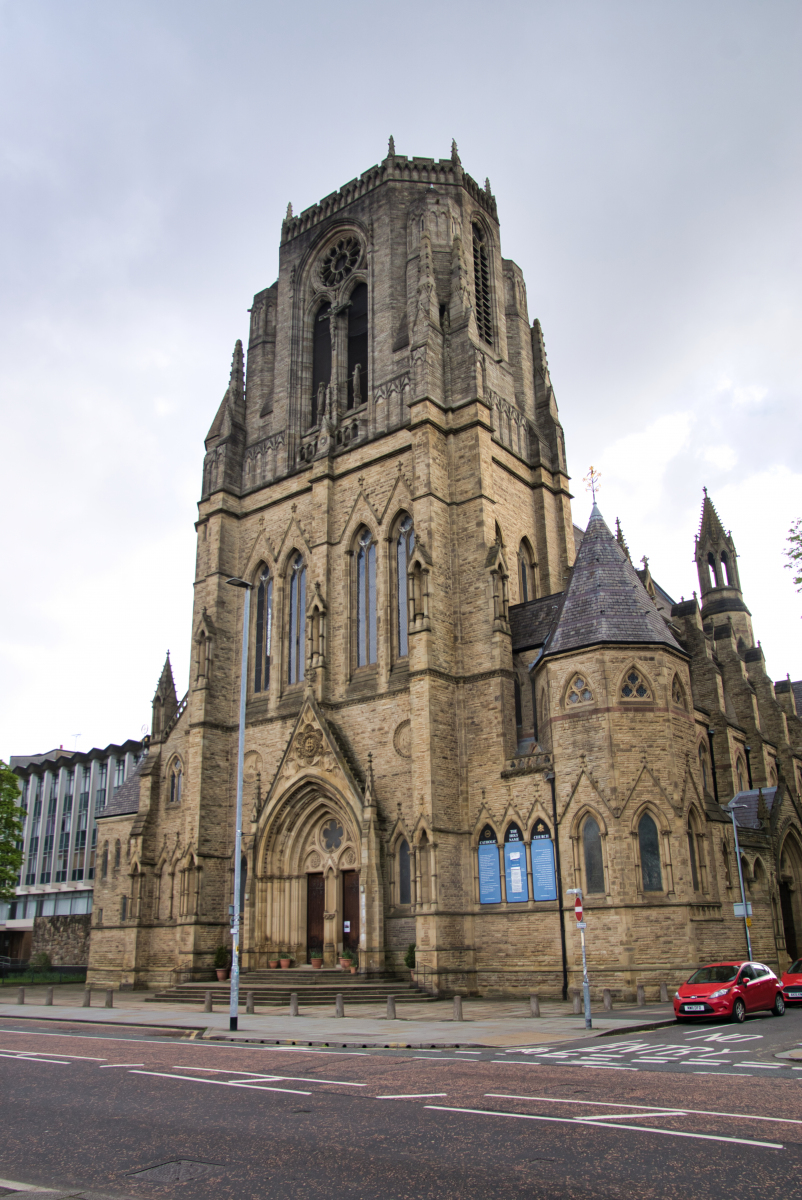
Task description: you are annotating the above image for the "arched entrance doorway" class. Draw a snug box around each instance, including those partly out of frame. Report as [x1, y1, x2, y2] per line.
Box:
[255, 784, 362, 966]
[779, 833, 802, 963]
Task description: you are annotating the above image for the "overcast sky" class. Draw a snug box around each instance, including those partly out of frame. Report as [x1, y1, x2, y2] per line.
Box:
[1, 0, 800, 760]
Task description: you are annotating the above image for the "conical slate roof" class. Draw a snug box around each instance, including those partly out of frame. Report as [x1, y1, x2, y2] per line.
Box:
[544, 505, 684, 658]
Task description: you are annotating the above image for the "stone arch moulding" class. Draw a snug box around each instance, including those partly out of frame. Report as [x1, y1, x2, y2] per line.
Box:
[562, 668, 595, 709]
[257, 780, 361, 879]
[629, 802, 674, 896]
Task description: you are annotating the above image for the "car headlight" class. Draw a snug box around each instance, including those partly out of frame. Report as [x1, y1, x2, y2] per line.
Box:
[674, 992, 681, 999]
[709, 988, 731, 999]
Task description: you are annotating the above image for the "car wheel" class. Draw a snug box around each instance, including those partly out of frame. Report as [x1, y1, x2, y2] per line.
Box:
[731, 998, 746, 1023]
[772, 994, 785, 1017]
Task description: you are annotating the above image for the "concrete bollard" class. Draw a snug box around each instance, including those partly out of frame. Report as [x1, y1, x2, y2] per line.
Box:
[453, 995, 463, 1022]
[603, 988, 613, 1012]
[45, 986, 53, 1006]
[637, 984, 646, 1007]
[246, 991, 254, 1014]
[82, 989, 91, 1008]
[335, 993, 344, 1018]
[530, 994, 540, 1017]
[204, 990, 213, 1013]
[105, 989, 114, 1009]
[572, 991, 582, 1015]
[660, 982, 669, 1003]
[17, 987, 24, 1005]
[386, 995, 396, 1019]
[290, 993, 299, 1018]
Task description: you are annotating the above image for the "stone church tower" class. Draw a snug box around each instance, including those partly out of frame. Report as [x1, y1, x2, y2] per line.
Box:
[88, 144, 802, 996]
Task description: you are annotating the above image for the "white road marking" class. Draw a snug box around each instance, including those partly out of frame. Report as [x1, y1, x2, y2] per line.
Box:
[376, 1093, 448, 1099]
[0, 1048, 104, 1060]
[485, 1094, 802, 1126]
[0, 1179, 59, 1193]
[170, 1066, 365, 1085]
[99, 1063, 145, 1069]
[426, 1106, 783, 1149]
[739, 1063, 782, 1069]
[0, 1052, 70, 1065]
[129, 1070, 310, 1095]
[454, 1050, 482, 1055]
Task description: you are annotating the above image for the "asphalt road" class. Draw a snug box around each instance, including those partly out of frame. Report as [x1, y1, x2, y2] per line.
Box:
[1, 1011, 801, 1199]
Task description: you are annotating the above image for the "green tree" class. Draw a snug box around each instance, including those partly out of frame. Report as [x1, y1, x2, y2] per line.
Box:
[0, 760, 25, 902]
[786, 518, 802, 606]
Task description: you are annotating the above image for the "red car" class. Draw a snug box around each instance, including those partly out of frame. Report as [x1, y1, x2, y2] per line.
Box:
[780, 959, 802, 1005]
[674, 961, 785, 1023]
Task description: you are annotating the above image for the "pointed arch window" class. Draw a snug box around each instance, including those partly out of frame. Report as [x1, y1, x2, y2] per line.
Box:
[687, 819, 700, 892]
[736, 757, 747, 793]
[398, 839, 411, 905]
[621, 668, 651, 700]
[707, 551, 719, 588]
[311, 301, 331, 428]
[671, 674, 687, 709]
[583, 817, 605, 894]
[287, 554, 306, 685]
[396, 514, 414, 657]
[356, 526, 377, 667]
[472, 224, 493, 344]
[514, 677, 523, 730]
[347, 283, 368, 410]
[254, 567, 273, 693]
[566, 674, 593, 707]
[698, 743, 709, 791]
[720, 549, 734, 586]
[169, 759, 183, 805]
[518, 539, 536, 603]
[638, 813, 663, 891]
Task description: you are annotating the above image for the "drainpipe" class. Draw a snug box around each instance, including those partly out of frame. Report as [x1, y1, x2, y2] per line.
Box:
[744, 745, 753, 790]
[707, 727, 720, 805]
[546, 770, 569, 1002]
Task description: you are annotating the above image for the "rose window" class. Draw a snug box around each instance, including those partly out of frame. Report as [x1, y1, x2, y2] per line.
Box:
[321, 819, 344, 852]
[621, 670, 650, 699]
[320, 237, 360, 287]
[566, 675, 593, 706]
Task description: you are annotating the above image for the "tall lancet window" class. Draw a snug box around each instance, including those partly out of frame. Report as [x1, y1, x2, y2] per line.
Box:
[311, 301, 331, 428]
[356, 527, 377, 666]
[254, 567, 273, 693]
[287, 554, 306, 684]
[347, 283, 368, 410]
[396, 513, 414, 657]
[472, 224, 493, 344]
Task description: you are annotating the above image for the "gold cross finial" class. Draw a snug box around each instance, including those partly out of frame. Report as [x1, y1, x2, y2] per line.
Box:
[584, 465, 601, 501]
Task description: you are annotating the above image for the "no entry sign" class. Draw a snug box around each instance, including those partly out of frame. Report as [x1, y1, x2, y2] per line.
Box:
[574, 896, 583, 921]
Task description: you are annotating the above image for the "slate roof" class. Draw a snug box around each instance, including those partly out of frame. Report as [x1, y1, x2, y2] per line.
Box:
[97, 754, 147, 819]
[725, 788, 778, 831]
[510, 592, 564, 652]
[543, 504, 686, 659]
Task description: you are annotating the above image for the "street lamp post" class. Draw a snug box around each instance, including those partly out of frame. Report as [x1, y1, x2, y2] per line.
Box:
[225, 576, 252, 1031]
[726, 801, 753, 961]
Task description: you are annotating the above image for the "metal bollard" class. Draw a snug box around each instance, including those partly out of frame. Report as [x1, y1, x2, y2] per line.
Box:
[83, 989, 91, 1008]
[290, 992, 299, 1018]
[453, 995, 463, 1022]
[386, 995, 396, 1019]
[204, 990, 212, 1013]
[603, 988, 613, 1012]
[660, 982, 669, 1003]
[636, 984, 646, 1007]
[45, 986, 53, 1006]
[572, 991, 582, 1014]
[17, 987, 24, 1005]
[335, 993, 344, 1018]
[105, 989, 114, 1009]
[246, 991, 254, 1014]
[530, 994, 540, 1017]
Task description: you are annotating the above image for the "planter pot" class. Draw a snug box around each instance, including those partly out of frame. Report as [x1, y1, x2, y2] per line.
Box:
[310, 959, 323, 970]
[215, 969, 228, 981]
[280, 959, 292, 969]
[339, 958, 350, 968]
[350, 966, 358, 974]
[268, 961, 279, 969]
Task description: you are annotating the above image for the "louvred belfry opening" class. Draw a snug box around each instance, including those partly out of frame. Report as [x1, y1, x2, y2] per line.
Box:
[472, 224, 493, 344]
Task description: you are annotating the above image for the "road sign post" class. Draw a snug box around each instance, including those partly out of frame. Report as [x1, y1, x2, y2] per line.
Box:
[568, 888, 592, 1029]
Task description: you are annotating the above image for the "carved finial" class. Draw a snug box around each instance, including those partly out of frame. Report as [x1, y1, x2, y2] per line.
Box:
[286, 202, 293, 220]
[584, 465, 602, 502]
[358, 475, 365, 489]
[641, 555, 649, 570]
[388, 134, 395, 156]
[615, 517, 631, 560]
[291, 502, 297, 514]
[703, 485, 708, 497]
[451, 139, 460, 164]
[693, 589, 697, 600]
[484, 177, 492, 195]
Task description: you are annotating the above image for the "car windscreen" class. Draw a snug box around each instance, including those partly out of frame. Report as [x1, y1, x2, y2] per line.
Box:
[789, 960, 802, 974]
[686, 965, 739, 984]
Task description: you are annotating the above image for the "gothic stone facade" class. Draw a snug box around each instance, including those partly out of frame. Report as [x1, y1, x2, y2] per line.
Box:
[87, 144, 802, 997]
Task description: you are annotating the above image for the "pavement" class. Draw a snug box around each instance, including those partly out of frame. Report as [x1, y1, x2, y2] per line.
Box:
[0, 982, 675, 1048]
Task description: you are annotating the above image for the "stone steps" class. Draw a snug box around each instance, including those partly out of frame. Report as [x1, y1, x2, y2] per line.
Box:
[149, 971, 436, 1005]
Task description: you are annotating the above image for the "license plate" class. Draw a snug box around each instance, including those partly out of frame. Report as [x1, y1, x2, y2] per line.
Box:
[683, 1004, 705, 1012]
[786, 990, 802, 998]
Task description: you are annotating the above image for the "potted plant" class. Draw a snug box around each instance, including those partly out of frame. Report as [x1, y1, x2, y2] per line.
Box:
[279, 955, 292, 969]
[213, 946, 230, 981]
[310, 953, 323, 969]
[268, 958, 279, 969]
[342, 946, 358, 973]
[404, 943, 416, 979]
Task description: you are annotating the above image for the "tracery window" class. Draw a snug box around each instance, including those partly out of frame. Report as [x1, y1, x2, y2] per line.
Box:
[169, 759, 183, 806]
[347, 283, 368, 410]
[621, 668, 650, 700]
[287, 554, 306, 685]
[254, 566, 273, 693]
[311, 301, 331, 428]
[566, 674, 593, 707]
[398, 839, 411, 905]
[687, 820, 700, 891]
[582, 817, 605, 894]
[671, 674, 687, 709]
[736, 757, 747, 793]
[355, 526, 377, 667]
[518, 539, 535, 603]
[638, 813, 663, 891]
[472, 224, 493, 344]
[698, 744, 710, 791]
[395, 514, 414, 657]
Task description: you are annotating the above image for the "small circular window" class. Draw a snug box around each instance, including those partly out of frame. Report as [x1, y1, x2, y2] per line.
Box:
[320, 236, 360, 286]
[321, 819, 344, 851]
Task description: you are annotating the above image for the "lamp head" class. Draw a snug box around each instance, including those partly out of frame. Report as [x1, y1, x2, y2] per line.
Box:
[226, 577, 252, 589]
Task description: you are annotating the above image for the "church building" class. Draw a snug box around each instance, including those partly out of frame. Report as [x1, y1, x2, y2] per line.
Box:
[87, 143, 802, 997]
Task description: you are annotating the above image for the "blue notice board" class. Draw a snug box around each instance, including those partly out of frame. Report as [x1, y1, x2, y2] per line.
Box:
[478, 843, 502, 903]
[531, 837, 557, 901]
[504, 843, 529, 903]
